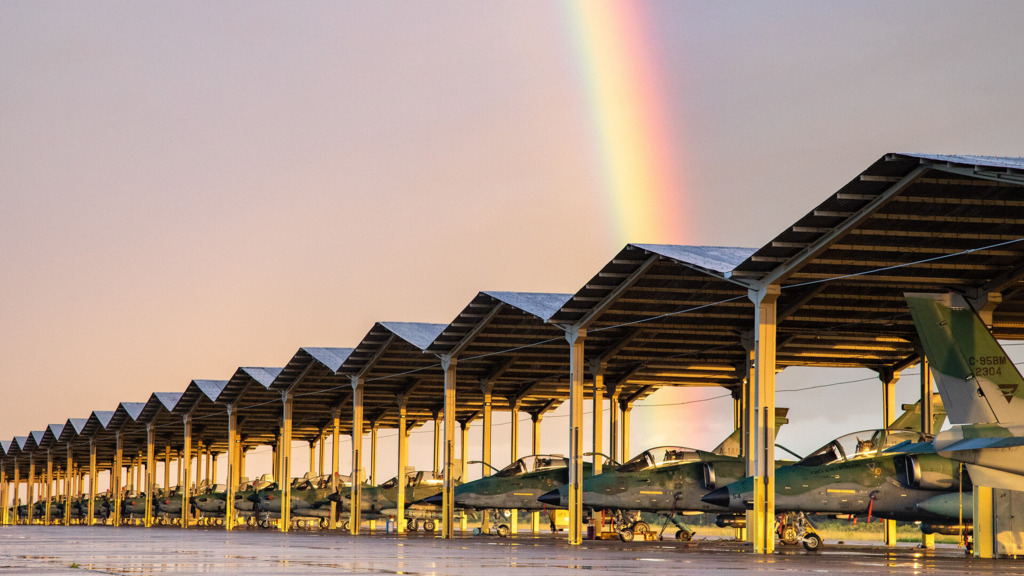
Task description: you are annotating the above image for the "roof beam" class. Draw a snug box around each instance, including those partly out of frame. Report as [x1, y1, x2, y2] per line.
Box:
[926, 163, 1024, 186]
[557, 254, 658, 330]
[446, 302, 505, 358]
[752, 165, 929, 287]
[355, 333, 396, 379]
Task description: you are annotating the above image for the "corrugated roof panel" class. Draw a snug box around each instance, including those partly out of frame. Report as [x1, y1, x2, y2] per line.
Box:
[48, 423, 64, 438]
[1, 440, 10, 455]
[380, 322, 448, 351]
[121, 402, 146, 421]
[483, 292, 573, 321]
[633, 244, 757, 274]
[94, 411, 115, 428]
[193, 380, 228, 402]
[902, 153, 1024, 170]
[299, 348, 354, 373]
[31, 430, 45, 445]
[154, 392, 182, 412]
[14, 436, 28, 450]
[69, 418, 88, 434]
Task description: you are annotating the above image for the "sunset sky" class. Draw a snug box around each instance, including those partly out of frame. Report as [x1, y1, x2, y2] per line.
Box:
[3, 1, 1024, 482]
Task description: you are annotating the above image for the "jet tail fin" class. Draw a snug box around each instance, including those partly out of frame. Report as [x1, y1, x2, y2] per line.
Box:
[712, 407, 789, 457]
[889, 394, 947, 432]
[905, 292, 1024, 425]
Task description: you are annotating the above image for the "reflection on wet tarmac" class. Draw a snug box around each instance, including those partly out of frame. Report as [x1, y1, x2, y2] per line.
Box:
[0, 526, 1016, 575]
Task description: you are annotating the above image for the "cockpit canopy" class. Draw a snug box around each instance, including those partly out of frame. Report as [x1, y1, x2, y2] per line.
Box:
[796, 429, 926, 467]
[494, 455, 566, 477]
[616, 446, 700, 473]
[380, 470, 443, 489]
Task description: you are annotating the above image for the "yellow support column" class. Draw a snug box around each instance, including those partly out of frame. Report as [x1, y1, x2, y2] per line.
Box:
[349, 377, 364, 535]
[113, 433, 122, 526]
[620, 400, 632, 462]
[480, 379, 493, 534]
[432, 411, 441, 477]
[318, 432, 326, 477]
[566, 327, 586, 545]
[11, 459, 19, 525]
[145, 423, 156, 527]
[0, 467, 7, 526]
[510, 399, 520, 536]
[396, 398, 408, 534]
[460, 420, 469, 533]
[608, 388, 620, 463]
[88, 440, 98, 526]
[45, 450, 53, 525]
[226, 405, 238, 531]
[180, 415, 192, 529]
[164, 444, 171, 496]
[880, 370, 900, 547]
[369, 422, 378, 532]
[590, 361, 605, 475]
[27, 454, 35, 525]
[531, 412, 542, 534]
[919, 356, 935, 549]
[63, 447, 71, 525]
[747, 284, 779, 555]
[280, 390, 294, 533]
[329, 407, 340, 531]
[440, 356, 457, 538]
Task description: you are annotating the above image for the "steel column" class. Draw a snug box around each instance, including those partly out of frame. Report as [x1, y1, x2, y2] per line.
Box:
[396, 398, 408, 533]
[280, 390, 294, 532]
[27, 454, 35, 525]
[590, 361, 605, 475]
[329, 407, 340, 530]
[509, 398, 520, 535]
[45, 450, 53, 525]
[566, 327, 586, 545]
[113, 432, 123, 526]
[145, 423, 155, 527]
[62, 447, 70, 525]
[180, 415, 192, 529]
[531, 412, 542, 534]
[608, 388, 620, 463]
[441, 356, 458, 538]
[480, 379, 493, 533]
[460, 420, 469, 532]
[881, 370, 899, 546]
[746, 284, 779, 554]
[226, 405, 238, 531]
[432, 412, 441, 476]
[920, 359, 934, 549]
[350, 376, 364, 535]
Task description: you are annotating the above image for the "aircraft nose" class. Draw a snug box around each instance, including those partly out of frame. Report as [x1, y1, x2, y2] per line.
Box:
[537, 489, 561, 507]
[701, 487, 731, 508]
[421, 493, 443, 506]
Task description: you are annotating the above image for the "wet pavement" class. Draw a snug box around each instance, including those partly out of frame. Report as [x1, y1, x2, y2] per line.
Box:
[0, 526, 1017, 575]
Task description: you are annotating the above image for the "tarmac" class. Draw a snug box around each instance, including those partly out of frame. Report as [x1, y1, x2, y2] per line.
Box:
[0, 526, 1018, 575]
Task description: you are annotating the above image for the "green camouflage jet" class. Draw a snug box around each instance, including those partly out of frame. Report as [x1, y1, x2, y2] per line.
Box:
[702, 422, 966, 550]
[422, 454, 592, 537]
[537, 408, 792, 541]
[249, 473, 336, 529]
[906, 292, 1024, 491]
[328, 470, 448, 532]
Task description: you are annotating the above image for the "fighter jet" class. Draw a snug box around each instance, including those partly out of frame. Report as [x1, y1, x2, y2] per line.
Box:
[192, 474, 276, 525]
[329, 470, 448, 532]
[701, 425, 968, 550]
[905, 292, 1024, 491]
[537, 409, 792, 541]
[422, 454, 592, 537]
[249, 473, 336, 529]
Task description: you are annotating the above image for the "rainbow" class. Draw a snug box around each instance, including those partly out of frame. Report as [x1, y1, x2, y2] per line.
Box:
[563, 0, 688, 246]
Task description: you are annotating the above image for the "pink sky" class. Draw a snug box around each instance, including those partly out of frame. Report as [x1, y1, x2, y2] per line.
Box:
[3, 1, 1024, 481]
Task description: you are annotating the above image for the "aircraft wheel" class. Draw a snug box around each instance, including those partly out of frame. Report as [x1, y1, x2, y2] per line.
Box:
[342, 520, 351, 531]
[214, 517, 224, 527]
[319, 518, 328, 529]
[618, 529, 635, 542]
[245, 516, 255, 527]
[802, 532, 823, 552]
[781, 526, 799, 545]
[297, 519, 306, 529]
[408, 519, 419, 532]
[423, 520, 436, 532]
[675, 529, 693, 542]
[632, 521, 650, 533]
[496, 524, 510, 538]
[258, 519, 271, 529]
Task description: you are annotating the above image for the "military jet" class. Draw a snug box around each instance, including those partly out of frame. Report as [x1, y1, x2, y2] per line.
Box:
[192, 474, 277, 525]
[905, 292, 1024, 491]
[702, 425, 968, 550]
[422, 454, 592, 537]
[329, 470, 448, 532]
[249, 473, 336, 529]
[537, 409, 791, 541]
[155, 486, 184, 524]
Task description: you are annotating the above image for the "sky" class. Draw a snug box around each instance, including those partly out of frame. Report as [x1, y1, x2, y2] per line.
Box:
[3, 1, 1024, 486]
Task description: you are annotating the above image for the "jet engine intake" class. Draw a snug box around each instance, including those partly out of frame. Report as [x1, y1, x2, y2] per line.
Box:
[895, 454, 969, 491]
[701, 463, 716, 490]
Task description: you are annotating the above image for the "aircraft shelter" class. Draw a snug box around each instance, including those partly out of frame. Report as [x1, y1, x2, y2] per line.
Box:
[3, 153, 1024, 557]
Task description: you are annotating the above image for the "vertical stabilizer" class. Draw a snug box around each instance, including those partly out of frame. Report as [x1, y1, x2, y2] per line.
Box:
[905, 293, 1024, 425]
[889, 394, 947, 433]
[713, 407, 789, 456]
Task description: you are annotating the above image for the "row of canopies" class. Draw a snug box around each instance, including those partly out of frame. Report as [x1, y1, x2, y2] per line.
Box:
[4, 153, 1024, 551]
